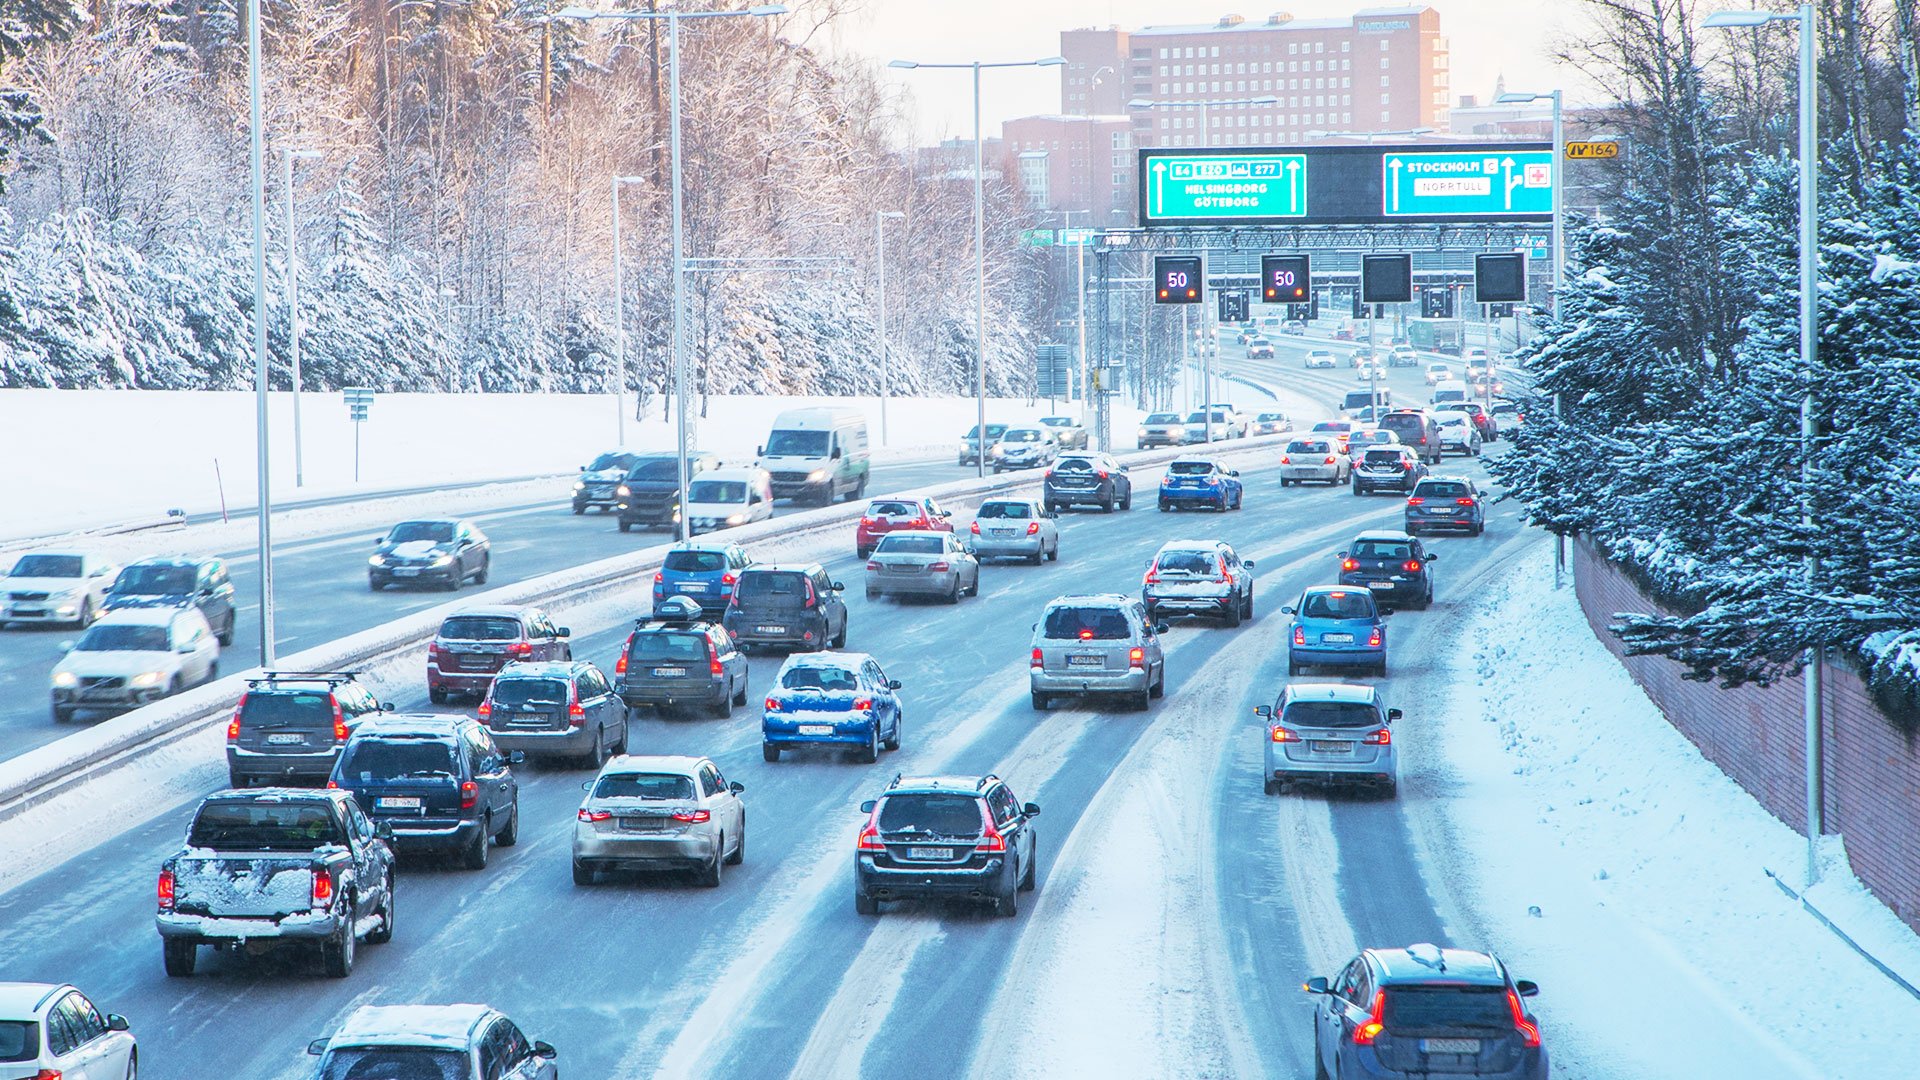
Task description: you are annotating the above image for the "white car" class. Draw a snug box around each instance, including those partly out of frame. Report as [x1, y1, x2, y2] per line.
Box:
[1355, 362, 1386, 381]
[1464, 347, 1494, 377]
[49, 606, 220, 722]
[1304, 349, 1337, 369]
[685, 466, 773, 534]
[3, 551, 118, 628]
[572, 754, 745, 886]
[1436, 412, 1483, 457]
[0, 982, 137, 1080]
[989, 427, 1059, 471]
[1279, 438, 1350, 487]
[1424, 362, 1452, 385]
[1038, 415, 1090, 450]
[1247, 411, 1290, 436]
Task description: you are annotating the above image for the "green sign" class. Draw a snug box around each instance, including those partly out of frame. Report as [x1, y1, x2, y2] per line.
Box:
[1020, 229, 1056, 247]
[1144, 153, 1308, 221]
[1381, 150, 1555, 218]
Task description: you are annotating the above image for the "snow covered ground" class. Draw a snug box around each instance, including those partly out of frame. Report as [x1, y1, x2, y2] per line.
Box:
[0, 389, 1153, 541]
[1409, 542, 1920, 1080]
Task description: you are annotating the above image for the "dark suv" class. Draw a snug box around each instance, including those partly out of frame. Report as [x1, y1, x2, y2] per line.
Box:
[1405, 477, 1486, 536]
[1305, 944, 1546, 1080]
[617, 452, 723, 533]
[654, 541, 754, 618]
[226, 671, 388, 788]
[1339, 530, 1436, 609]
[1352, 446, 1428, 496]
[1043, 452, 1133, 512]
[104, 556, 237, 646]
[329, 715, 522, 870]
[722, 564, 848, 652]
[369, 519, 491, 591]
[1377, 410, 1443, 465]
[854, 774, 1040, 917]
[616, 597, 751, 717]
[427, 605, 572, 704]
[479, 660, 628, 766]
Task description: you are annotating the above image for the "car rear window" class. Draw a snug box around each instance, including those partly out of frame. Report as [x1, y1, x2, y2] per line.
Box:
[1385, 986, 1513, 1031]
[1363, 449, 1409, 466]
[593, 772, 696, 801]
[1433, 389, 1466, 402]
[438, 616, 521, 641]
[338, 740, 459, 781]
[664, 550, 727, 573]
[490, 678, 570, 707]
[1043, 606, 1131, 640]
[1052, 457, 1095, 473]
[319, 1046, 471, 1080]
[689, 480, 747, 503]
[1282, 701, 1382, 729]
[867, 501, 918, 518]
[780, 665, 859, 691]
[736, 572, 806, 601]
[1301, 592, 1377, 620]
[1167, 461, 1214, 476]
[876, 535, 942, 555]
[0, 1021, 39, 1063]
[1417, 482, 1470, 499]
[976, 501, 1033, 519]
[1353, 540, 1414, 560]
[877, 793, 983, 837]
[189, 801, 346, 849]
[240, 691, 336, 728]
[630, 633, 708, 663]
[1155, 550, 1218, 575]
[10, 554, 83, 577]
[1288, 441, 1329, 454]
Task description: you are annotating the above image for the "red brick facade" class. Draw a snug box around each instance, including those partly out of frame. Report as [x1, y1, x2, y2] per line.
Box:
[1573, 536, 1920, 934]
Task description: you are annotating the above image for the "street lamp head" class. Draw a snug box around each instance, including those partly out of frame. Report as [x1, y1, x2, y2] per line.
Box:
[746, 4, 788, 15]
[287, 148, 324, 160]
[1036, 56, 1066, 67]
[1703, 10, 1783, 26]
[1249, 95, 1279, 105]
[1127, 97, 1157, 110]
[878, 210, 905, 219]
[616, 174, 647, 184]
[888, 59, 919, 70]
[554, 6, 600, 19]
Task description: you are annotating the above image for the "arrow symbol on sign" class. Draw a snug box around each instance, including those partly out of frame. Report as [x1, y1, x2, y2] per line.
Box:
[1388, 158, 1403, 212]
[1151, 160, 1167, 215]
[1286, 159, 1300, 212]
[1502, 156, 1519, 209]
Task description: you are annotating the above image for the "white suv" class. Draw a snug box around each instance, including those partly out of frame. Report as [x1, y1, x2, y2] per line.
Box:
[0, 982, 137, 1079]
[49, 607, 220, 721]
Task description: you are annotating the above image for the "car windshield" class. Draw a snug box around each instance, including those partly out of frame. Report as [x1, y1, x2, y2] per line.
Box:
[0, 1021, 38, 1063]
[689, 480, 747, 503]
[624, 458, 679, 480]
[490, 678, 570, 707]
[1353, 540, 1414, 560]
[319, 1046, 472, 1080]
[388, 522, 454, 544]
[1385, 986, 1514, 1031]
[1288, 441, 1329, 454]
[1146, 413, 1180, 424]
[1283, 701, 1383, 730]
[1041, 417, 1074, 428]
[630, 633, 707, 663]
[12, 554, 83, 577]
[587, 453, 635, 472]
[338, 740, 459, 781]
[736, 572, 806, 602]
[1257, 413, 1285, 422]
[1417, 482, 1470, 499]
[1184, 411, 1228, 424]
[594, 772, 696, 801]
[74, 623, 169, 651]
[964, 424, 1008, 440]
[1167, 462, 1215, 476]
[1438, 415, 1469, 428]
[1301, 591, 1377, 620]
[878, 793, 983, 838]
[780, 665, 859, 691]
[113, 565, 196, 594]
[1002, 429, 1041, 443]
[664, 550, 727, 573]
[975, 502, 1032, 520]
[1155, 550, 1218, 575]
[876, 536, 943, 555]
[189, 801, 346, 849]
[867, 501, 918, 518]
[764, 430, 829, 457]
[1043, 606, 1130, 640]
[438, 616, 520, 641]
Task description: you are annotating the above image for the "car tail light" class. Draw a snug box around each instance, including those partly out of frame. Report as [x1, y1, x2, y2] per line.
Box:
[1362, 727, 1392, 745]
[866, 561, 881, 572]
[1407, 496, 1425, 506]
[1367, 626, 1383, 647]
[1026, 522, 1040, 536]
[852, 696, 873, 712]
[477, 698, 492, 720]
[1456, 497, 1476, 506]
[1221, 571, 1235, 587]
[1351, 990, 1387, 1045]
[857, 819, 885, 852]
[1128, 647, 1144, 669]
[721, 571, 736, 587]
[568, 687, 586, 727]
[1270, 725, 1300, 743]
[860, 516, 876, 528]
[803, 583, 817, 609]
[671, 809, 712, 823]
[578, 808, 611, 823]
[1341, 558, 1359, 572]
[1043, 469, 1055, 479]
[311, 870, 333, 909]
[428, 641, 445, 659]
[1323, 455, 1336, 465]
[766, 697, 782, 711]
[157, 868, 175, 911]
[460, 781, 478, 809]
[32, 1068, 63, 1080]
[913, 516, 929, 529]
[509, 641, 534, 658]
[616, 633, 634, 675]
[1507, 989, 1542, 1048]
[1030, 648, 1044, 669]
[1280, 455, 1292, 465]
[326, 780, 339, 789]
[653, 571, 663, 585]
[977, 804, 1007, 853]
[1144, 568, 1159, 584]
[331, 697, 348, 742]
[1293, 626, 1305, 646]
[1078, 629, 1094, 640]
[970, 521, 981, 534]
[928, 561, 951, 572]
[1404, 560, 1423, 573]
[708, 643, 724, 676]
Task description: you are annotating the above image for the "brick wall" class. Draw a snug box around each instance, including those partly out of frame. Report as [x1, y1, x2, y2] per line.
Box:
[1573, 536, 1920, 934]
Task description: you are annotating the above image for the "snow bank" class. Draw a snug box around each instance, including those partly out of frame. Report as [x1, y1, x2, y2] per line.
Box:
[1414, 541, 1920, 1079]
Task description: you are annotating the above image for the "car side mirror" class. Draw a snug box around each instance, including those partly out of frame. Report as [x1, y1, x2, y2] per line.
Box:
[1304, 977, 1331, 995]
[533, 1040, 558, 1059]
[375, 822, 395, 841]
[381, 701, 396, 712]
[107, 1014, 130, 1032]
[1254, 705, 1273, 719]
[308, 1039, 329, 1055]
[557, 627, 571, 637]
[508, 750, 527, 765]
[940, 510, 953, 518]
[831, 582, 845, 592]
[1154, 621, 1170, 634]
[1280, 606, 1295, 615]
[581, 781, 594, 791]
[1022, 802, 1041, 818]
[1243, 559, 1256, 570]
[859, 799, 877, 814]
[832, 447, 842, 459]
[1229, 469, 1240, 477]
[1386, 708, 1403, 721]
[1424, 554, 1437, 562]
[729, 781, 745, 795]
[1378, 609, 1394, 618]
[1336, 552, 1347, 560]
[887, 679, 902, 690]
[373, 538, 383, 547]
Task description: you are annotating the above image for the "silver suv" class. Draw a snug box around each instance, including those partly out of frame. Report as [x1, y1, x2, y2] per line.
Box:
[1143, 540, 1255, 627]
[1258, 683, 1401, 797]
[1029, 595, 1167, 712]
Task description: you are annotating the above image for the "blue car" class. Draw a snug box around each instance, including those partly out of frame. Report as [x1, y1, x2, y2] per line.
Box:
[1157, 458, 1244, 512]
[1284, 586, 1391, 677]
[654, 540, 753, 618]
[762, 652, 902, 763]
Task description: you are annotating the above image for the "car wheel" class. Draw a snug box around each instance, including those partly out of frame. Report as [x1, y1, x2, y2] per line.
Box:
[1380, 778, 1399, 800]
[733, 678, 749, 706]
[762, 743, 780, 763]
[496, 802, 519, 847]
[572, 503, 585, 515]
[1158, 501, 1170, 512]
[474, 558, 490, 585]
[856, 546, 872, 561]
[369, 578, 383, 592]
[855, 888, 880, 916]
[727, 816, 746, 865]
[78, 599, 94, 628]
[1019, 840, 1038, 891]
[218, 616, 235, 646]
[462, 821, 490, 870]
[1280, 478, 1292, 488]
[884, 713, 901, 751]
[1375, 659, 1389, 678]
[585, 727, 608, 768]
[1149, 668, 1165, 699]
[323, 918, 356, 978]
[618, 520, 632, 533]
[833, 621, 847, 648]
[429, 687, 448, 706]
[1102, 496, 1114, 513]
[572, 858, 595, 886]
[859, 726, 880, 764]
[710, 689, 732, 720]
[945, 580, 961, 605]
[866, 588, 880, 601]
[1243, 590, 1255, 622]
[1226, 597, 1243, 628]
[1122, 490, 1133, 510]
[1352, 483, 1363, 496]
[1029, 548, 1044, 566]
[1288, 658, 1303, 676]
[993, 871, 1019, 918]
[700, 839, 725, 888]
[1131, 687, 1152, 712]
[51, 704, 72, 723]
[367, 874, 395, 943]
[162, 939, 197, 978]
[444, 570, 460, 592]
[1031, 691, 1050, 711]
[1047, 542, 1059, 562]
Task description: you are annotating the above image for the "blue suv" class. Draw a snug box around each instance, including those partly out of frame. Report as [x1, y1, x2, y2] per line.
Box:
[762, 652, 902, 763]
[1304, 944, 1546, 1080]
[1284, 586, 1391, 677]
[1157, 458, 1244, 512]
[654, 541, 753, 618]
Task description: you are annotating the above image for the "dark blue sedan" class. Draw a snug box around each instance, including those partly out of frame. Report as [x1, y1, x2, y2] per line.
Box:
[762, 652, 903, 764]
[1157, 458, 1244, 512]
[1284, 587, 1391, 677]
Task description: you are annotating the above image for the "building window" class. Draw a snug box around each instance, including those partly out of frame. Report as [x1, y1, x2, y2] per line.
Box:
[1381, 40, 1390, 50]
[1288, 43, 1297, 54]
[1381, 58, 1390, 69]
[1342, 59, 1350, 70]
[1381, 109, 1391, 121]
[1343, 77, 1351, 88]
[1211, 46, 1219, 56]
[1342, 41, 1350, 52]
[1381, 94, 1390, 104]
[1381, 75, 1390, 86]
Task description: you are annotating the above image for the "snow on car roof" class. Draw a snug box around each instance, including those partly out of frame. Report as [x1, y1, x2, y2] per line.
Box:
[0, 982, 67, 1017]
[1045, 593, 1132, 607]
[330, 1003, 494, 1050]
[443, 604, 529, 619]
[604, 753, 706, 774]
[1156, 539, 1224, 553]
[1353, 529, 1415, 542]
[1168, 457, 1217, 466]
[1284, 683, 1379, 704]
[780, 650, 874, 670]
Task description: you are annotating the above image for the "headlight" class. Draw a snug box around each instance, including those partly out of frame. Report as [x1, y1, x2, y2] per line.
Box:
[430, 554, 454, 567]
[573, 481, 586, 491]
[1138, 428, 1148, 438]
[616, 485, 631, 496]
[129, 671, 166, 688]
[725, 514, 746, 525]
[368, 555, 387, 567]
[989, 446, 1005, 457]
[807, 469, 827, 482]
[51, 671, 79, 688]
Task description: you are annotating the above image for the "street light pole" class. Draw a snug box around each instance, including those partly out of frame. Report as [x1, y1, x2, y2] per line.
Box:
[611, 175, 645, 447]
[282, 148, 321, 490]
[246, 0, 274, 667]
[874, 209, 904, 446]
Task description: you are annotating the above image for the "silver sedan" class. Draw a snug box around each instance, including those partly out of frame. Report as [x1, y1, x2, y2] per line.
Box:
[572, 754, 745, 886]
[864, 530, 980, 603]
[966, 498, 1060, 564]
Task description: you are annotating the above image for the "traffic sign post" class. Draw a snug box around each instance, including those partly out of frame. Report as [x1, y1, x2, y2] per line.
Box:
[1035, 344, 1072, 404]
[343, 387, 374, 482]
[1143, 153, 1309, 223]
[1380, 149, 1555, 218]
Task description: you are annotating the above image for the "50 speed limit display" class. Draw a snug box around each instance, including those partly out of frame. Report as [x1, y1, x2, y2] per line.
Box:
[1261, 255, 1311, 303]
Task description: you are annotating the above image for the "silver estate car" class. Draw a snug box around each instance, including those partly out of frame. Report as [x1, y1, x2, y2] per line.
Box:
[966, 498, 1060, 564]
[865, 531, 980, 603]
[1029, 594, 1167, 712]
[572, 754, 745, 887]
[1259, 683, 1401, 797]
[1279, 438, 1350, 487]
[1142, 540, 1255, 627]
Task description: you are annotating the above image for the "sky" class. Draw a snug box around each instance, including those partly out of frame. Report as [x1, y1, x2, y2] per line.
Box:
[826, 1, 1581, 146]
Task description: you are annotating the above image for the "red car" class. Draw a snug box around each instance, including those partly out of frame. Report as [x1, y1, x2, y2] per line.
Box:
[427, 604, 572, 704]
[855, 497, 952, 559]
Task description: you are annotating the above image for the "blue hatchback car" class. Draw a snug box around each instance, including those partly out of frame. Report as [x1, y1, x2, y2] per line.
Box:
[654, 541, 753, 618]
[762, 652, 902, 763]
[1157, 458, 1244, 512]
[1284, 586, 1391, 677]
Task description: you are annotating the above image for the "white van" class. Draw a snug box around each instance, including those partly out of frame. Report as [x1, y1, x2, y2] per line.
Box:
[1431, 381, 1470, 407]
[685, 467, 774, 534]
[759, 407, 871, 505]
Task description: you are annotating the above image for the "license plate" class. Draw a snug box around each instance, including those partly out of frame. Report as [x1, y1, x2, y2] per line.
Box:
[1421, 1038, 1481, 1054]
[1367, 582, 1395, 591]
[618, 817, 663, 832]
[394, 568, 420, 577]
[991, 529, 1015, 537]
[376, 796, 421, 810]
[652, 667, 687, 677]
[676, 582, 707, 592]
[902, 847, 954, 861]
[265, 733, 305, 745]
[798, 724, 833, 736]
[1430, 507, 1455, 515]
[1322, 633, 1354, 644]
[1310, 740, 1354, 754]
[756, 625, 786, 635]
[1066, 655, 1103, 667]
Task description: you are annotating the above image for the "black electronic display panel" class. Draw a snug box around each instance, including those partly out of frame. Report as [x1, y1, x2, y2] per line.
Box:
[1154, 256, 1204, 304]
[1261, 255, 1311, 304]
[1475, 253, 1529, 303]
[1361, 254, 1413, 304]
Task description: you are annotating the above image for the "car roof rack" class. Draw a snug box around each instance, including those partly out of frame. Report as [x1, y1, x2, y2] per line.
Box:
[249, 670, 361, 686]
